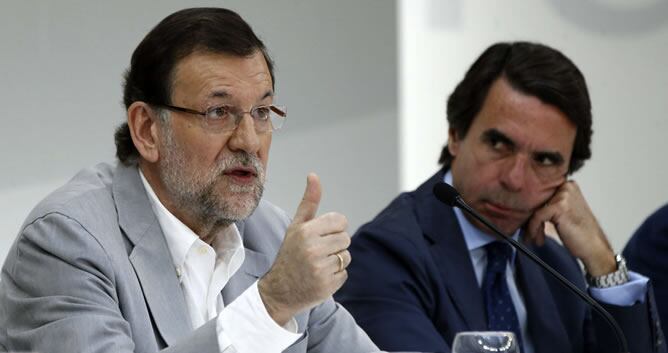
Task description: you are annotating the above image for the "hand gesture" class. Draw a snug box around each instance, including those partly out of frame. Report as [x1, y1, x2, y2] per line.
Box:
[526, 181, 616, 276]
[258, 173, 351, 325]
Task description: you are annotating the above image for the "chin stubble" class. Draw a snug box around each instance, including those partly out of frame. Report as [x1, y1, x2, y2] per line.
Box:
[159, 123, 266, 228]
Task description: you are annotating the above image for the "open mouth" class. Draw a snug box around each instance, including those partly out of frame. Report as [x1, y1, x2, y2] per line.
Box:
[223, 167, 258, 183]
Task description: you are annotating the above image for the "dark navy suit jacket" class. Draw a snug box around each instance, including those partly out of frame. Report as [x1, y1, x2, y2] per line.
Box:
[624, 203, 668, 339]
[336, 169, 665, 353]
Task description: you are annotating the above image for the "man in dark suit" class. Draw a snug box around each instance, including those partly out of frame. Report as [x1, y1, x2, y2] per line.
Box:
[624, 203, 668, 338]
[336, 42, 665, 353]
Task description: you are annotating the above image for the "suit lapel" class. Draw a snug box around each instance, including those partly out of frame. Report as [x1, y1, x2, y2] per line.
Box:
[418, 171, 487, 331]
[112, 165, 192, 346]
[516, 248, 572, 353]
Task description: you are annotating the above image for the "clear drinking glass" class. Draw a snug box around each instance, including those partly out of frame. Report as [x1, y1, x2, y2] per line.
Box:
[451, 331, 520, 353]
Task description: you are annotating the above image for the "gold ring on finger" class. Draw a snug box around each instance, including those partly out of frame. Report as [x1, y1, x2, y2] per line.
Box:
[335, 252, 345, 272]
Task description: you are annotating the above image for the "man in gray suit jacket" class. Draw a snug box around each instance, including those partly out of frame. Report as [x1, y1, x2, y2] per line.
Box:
[0, 8, 380, 353]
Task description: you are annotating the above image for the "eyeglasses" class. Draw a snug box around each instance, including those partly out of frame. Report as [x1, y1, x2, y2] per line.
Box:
[155, 103, 287, 133]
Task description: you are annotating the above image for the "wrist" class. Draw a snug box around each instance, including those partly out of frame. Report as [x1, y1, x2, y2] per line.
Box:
[258, 277, 293, 326]
[583, 250, 617, 277]
[586, 254, 630, 288]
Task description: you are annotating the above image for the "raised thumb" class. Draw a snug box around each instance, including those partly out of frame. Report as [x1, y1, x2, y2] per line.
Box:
[293, 173, 322, 223]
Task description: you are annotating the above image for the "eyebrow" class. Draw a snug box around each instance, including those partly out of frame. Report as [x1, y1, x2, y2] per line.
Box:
[208, 90, 274, 102]
[482, 128, 565, 164]
[482, 128, 515, 149]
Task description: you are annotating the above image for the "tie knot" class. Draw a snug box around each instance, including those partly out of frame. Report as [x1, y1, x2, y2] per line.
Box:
[485, 241, 513, 273]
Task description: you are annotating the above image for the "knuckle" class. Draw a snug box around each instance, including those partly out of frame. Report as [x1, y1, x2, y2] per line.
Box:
[341, 233, 351, 248]
[555, 198, 568, 210]
[338, 214, 349, 229]
[324, 212, 348, 231]
[320, 211, 336, 219]
[343, 251, 352, 267]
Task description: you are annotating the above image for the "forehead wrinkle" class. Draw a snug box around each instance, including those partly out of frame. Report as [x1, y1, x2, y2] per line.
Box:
[171, 52, 272, 107]
[197, 69, 272, 102]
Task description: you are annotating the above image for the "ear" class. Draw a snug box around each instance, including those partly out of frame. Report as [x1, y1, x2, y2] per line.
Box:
[127, 102, 161, 163]
[447, 127, 460, 157]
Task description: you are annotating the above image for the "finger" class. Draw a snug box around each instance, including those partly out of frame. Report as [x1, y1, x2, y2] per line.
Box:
[302, 212, 348, 236]
[329, 251, 351, 273]
[331, 269, 349, 290]
[293, 173, 322, 223]
[319, 231, 351, 253]
[336, 250, 352, 270]
[526, 205, 557, 246]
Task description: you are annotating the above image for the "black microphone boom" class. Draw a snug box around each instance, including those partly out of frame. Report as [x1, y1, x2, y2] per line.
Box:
[433, 182, 629, 353]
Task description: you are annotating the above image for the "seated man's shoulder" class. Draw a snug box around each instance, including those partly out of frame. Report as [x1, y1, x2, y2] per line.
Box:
[630, 203, 668, 242]
[352, 190, 430, 260]
[18, 162, 122, 246]
[624, 203, 668, 271]
[30, 163, 116, 216]
[3, 163, 127, 281]
[358, 171, 445, 244]
[361, 191, 420, 231]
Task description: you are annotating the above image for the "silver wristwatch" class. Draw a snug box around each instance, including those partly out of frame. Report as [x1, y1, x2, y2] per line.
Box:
[586, 254, 630, 288]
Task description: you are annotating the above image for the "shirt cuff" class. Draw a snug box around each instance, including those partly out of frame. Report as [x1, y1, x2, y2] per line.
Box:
[216, 281, 302, 353]
[589, 271, 649, 306]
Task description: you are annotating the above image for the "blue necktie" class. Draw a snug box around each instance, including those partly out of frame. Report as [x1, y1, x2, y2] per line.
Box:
[483, 241, 523, 349]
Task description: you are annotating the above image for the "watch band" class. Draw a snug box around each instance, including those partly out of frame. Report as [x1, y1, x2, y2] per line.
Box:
[586, 254, 630, 288]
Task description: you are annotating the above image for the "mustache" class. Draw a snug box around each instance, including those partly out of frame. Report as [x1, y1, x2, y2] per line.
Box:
[215, 152, 264, 177]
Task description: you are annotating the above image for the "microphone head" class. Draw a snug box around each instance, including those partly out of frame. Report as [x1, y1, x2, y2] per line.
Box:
[433, 182, 461, 207]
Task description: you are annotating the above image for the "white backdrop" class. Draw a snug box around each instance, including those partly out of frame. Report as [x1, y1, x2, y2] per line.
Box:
[0, 0, 398, 262]
[399, 0, 668, 250]
[2, 0, 667, 263]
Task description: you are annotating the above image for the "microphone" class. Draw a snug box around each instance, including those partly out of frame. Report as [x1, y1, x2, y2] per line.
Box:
[433, 182, 629, 353]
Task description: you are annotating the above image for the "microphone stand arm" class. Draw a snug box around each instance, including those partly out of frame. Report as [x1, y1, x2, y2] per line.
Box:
[455, 196, 630, 353]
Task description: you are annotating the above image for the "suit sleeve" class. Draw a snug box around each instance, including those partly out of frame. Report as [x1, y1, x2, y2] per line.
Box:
[0, 213, 218, 353]
[589, 282, 667, 353]
[301, 297, 380, 353]
[336, 225, 450, 353]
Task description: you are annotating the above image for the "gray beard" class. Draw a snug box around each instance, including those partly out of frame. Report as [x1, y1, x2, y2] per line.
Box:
[158, 124, 266, 230]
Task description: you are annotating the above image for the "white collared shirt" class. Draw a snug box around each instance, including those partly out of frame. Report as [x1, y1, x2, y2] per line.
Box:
[140, 171, 301, 353]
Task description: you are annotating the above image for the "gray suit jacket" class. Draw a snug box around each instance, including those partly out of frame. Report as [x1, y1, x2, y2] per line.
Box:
[0, 163, 378, 353]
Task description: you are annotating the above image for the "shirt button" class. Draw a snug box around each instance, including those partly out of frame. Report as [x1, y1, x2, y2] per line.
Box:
[175, 266, 182, 279]
[198, 246, 208, 255]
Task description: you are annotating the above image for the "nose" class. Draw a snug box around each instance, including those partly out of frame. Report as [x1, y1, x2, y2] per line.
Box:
[227, 113, 261, 154]
[500, 154, 528, 192]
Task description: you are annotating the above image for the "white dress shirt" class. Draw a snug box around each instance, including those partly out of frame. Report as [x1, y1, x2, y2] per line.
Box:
[140, 171, 301, 353]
